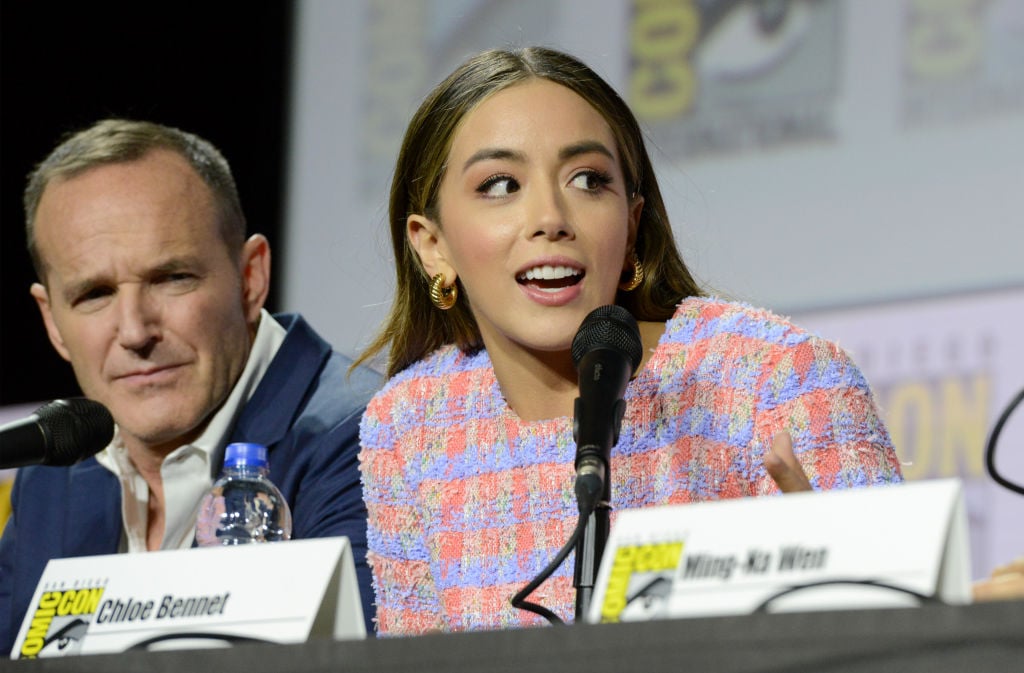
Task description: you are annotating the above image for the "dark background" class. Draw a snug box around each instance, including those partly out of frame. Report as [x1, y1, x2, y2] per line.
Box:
[1, 2, 294, 405]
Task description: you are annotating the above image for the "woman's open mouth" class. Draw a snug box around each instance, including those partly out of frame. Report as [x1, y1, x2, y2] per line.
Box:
[516, 265, 583, 292]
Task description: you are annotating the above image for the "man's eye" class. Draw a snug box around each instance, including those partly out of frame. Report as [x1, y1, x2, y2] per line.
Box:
[155, 273, 200, 290]
[477, 175, 520, 197]
[73, 287, 113, 306]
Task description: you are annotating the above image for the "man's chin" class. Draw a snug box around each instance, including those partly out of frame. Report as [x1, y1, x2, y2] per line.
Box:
[115, 412, 207, 456]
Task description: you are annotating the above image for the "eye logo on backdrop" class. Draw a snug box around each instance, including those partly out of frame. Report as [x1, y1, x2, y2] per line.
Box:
[901, 0, 1024, 127]
[629, 0, 840, 158]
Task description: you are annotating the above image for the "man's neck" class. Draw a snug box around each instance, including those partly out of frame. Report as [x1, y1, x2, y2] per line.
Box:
[145, 481, 166, 551]
[123, 439, 180, 551]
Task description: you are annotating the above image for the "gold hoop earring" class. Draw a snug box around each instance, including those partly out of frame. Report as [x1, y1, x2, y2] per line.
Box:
[619, 254, 644, 292]
[429, 273, 458, 310]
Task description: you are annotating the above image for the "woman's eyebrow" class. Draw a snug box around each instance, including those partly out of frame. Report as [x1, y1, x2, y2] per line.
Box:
[461, 141, 614, 174]
[559, 140, 614, 162]
[462, 148, 525, 173]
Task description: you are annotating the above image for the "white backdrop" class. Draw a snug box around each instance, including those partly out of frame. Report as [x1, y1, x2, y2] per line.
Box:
[284, 0, 1024, 355]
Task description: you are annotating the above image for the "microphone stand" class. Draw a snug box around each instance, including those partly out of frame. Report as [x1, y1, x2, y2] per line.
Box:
[568, 304, 641, 622]
[573, 466, 611, 621]
[570, 370, 628, 622]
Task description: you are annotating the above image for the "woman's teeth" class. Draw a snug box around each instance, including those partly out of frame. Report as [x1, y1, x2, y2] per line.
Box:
[518, 265, 581, 281]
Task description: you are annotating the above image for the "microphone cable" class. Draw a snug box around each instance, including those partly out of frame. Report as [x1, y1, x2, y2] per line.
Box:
[752, 578, 939, 613]
[985, 385, 1024, 496]
[510, 508, 592, 626]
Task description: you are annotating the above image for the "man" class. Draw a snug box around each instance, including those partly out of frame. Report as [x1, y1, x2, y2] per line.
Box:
[0, 119, 381, 651]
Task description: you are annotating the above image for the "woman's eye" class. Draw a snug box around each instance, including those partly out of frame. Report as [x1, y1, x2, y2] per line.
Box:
[477, 175, 520, 197]
[570, 170, 612, 192]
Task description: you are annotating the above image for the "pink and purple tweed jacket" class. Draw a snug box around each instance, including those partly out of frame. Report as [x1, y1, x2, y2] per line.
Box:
[359, 297, 903, 635]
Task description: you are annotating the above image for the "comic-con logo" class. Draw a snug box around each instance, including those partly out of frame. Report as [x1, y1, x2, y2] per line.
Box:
[600, 541, 684, 623]
[18, 587, 105, 659]
[630, 0, 838, 157]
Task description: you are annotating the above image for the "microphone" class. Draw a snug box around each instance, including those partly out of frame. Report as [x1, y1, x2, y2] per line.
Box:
[0, 398, 114, 469]
[571, 305, 643, 514]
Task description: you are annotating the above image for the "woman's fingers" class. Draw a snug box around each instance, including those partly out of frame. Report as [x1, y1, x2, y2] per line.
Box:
[765, 431, 813, 493]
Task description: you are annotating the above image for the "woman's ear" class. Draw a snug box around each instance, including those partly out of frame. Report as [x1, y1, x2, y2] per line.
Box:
[627, 195, 645, 249]
[407, 214, 456, 282]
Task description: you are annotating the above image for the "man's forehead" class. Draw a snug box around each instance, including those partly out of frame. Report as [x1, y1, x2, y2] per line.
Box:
[42, 151, 206, 204]
[33, 154, 223, 265]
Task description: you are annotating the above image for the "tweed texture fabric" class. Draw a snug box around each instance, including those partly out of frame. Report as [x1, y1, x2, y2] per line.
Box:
[359, 297, 903, 635]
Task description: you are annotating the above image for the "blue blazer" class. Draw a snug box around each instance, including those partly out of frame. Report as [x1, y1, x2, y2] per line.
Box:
[0, 314, 382, 651]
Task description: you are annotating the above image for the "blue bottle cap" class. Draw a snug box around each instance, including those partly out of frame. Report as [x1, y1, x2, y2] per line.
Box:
[223, 442, 269, 469]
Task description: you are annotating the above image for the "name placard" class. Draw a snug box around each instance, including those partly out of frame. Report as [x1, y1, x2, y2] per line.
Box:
[587, 479, 970, 624]
[12, 536, 364, 659]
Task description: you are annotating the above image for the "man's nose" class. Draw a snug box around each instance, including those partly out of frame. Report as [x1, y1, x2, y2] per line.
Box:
[116, 287, 160, 351]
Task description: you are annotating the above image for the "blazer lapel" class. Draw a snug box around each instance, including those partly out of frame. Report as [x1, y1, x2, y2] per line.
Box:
[64, 459, 122, 556]
[214, 314, 330, 474]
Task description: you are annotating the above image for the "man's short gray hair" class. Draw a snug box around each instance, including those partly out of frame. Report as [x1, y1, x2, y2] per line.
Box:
[24, 118, 246, 281]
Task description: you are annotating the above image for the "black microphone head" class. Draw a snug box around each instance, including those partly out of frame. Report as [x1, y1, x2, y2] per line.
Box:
[34, 398, 115, 466]
[571, 304, 643, 372]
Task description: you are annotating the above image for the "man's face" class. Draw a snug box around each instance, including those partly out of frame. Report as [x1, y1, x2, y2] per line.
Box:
[30, 149, 268, 457]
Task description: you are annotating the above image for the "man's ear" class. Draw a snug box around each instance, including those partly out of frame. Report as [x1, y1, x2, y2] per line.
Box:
[239, 234, 271, 323]
[407, 214, 456, 282]
[30, 282, 72, 362]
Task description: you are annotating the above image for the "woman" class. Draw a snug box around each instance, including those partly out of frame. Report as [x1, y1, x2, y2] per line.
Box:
[356, 46, 903, 635]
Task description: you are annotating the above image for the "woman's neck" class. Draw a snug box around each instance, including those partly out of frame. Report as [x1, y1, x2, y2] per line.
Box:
[485, 319, 668, 422]
[489, 345, 578, 422]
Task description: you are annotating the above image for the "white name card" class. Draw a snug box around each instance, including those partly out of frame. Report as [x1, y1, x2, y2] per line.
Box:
[586, 478, 970, 624]
[12, 536, 364, 659]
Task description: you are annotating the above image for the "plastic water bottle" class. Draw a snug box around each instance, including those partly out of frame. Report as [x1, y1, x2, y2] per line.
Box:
[195, 442, 292, 546]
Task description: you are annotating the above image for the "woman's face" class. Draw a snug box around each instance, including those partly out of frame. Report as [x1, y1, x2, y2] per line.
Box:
[412, 78, 642, 361]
